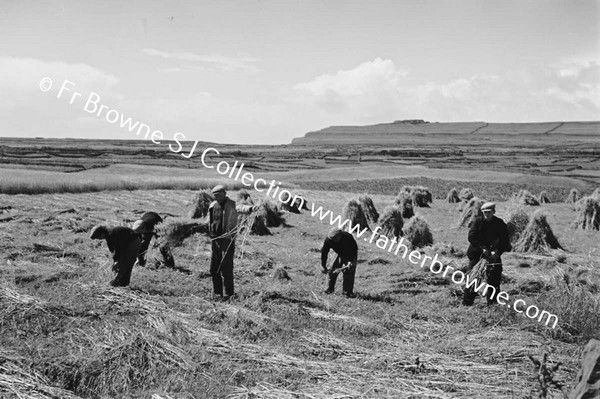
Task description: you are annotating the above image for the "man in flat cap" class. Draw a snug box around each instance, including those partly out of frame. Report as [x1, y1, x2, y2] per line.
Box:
[207, 185, 254, 300]
[90, 224, 142, 287]
[463, 202, 511, 306]
[132, 211, 163, 267]
[320, 228, 358, 297]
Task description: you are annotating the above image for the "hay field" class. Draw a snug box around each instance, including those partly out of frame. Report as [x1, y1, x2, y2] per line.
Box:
[0, 165, 246, 194]
[1, 183, 598, 398]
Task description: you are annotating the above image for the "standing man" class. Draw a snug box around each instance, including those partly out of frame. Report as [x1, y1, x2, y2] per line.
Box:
[463, 202, 511, 305]
[208, 185, 251, 300]
[132, 211, 163, 267]
[321, 228, 358, 297]
[90, 225, 142, 287]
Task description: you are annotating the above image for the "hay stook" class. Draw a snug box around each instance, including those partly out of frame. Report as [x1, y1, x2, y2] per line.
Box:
[514, 210, 563, 253]
[512, 190, 540, 206]
[446, 188, 460, 203]
[399, 185, 432, 208]
[378, 206, 403, 239]
[395, 191, 415, 219]
[459, 188, 474, 202]
[505, 201, 530, 244]
[279, 192, 309, 214]
[538, 191, 551, 204]
[574, 196, 600, 231]
[342, 199, 370, 233]
[359, 194, 379, 223]
[565, 188, 579, 204]
[236, 189, 254, 205]
[458, 197, 485, 228]
[402, 215, 433, 249]
[188, 189, 214, 219]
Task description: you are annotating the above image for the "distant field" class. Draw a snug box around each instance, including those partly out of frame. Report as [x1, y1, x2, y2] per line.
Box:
[0, 165, 245, 194]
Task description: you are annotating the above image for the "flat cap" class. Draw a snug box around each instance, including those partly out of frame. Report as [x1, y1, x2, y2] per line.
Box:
[481, 202, 496, 212]
[211, 184, 226, 194]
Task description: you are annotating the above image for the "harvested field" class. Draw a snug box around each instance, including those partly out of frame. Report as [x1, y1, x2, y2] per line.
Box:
[0, 138, 598, 398]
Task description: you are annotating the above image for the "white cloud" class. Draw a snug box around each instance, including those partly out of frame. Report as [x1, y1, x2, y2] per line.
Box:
[142, 48, 261, 73]
[0, 56, 119, 108]
[292, 57, 600, 124]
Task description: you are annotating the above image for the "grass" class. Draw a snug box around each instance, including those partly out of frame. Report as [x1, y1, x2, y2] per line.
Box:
[0, 186, 598, 398]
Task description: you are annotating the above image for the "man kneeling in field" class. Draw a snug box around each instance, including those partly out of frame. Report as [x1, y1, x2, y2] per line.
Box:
[321, 228, 358, 298]
[90, 225, 141, 287]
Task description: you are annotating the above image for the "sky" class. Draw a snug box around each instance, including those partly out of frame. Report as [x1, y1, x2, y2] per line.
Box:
[0, 0, 598, 144]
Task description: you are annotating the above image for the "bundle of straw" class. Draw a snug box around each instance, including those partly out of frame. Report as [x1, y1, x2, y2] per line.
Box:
[359, 194, 379, 223]
[446, 188, 460, 203]
[188, 189, 214, 219]
[342, 199, 370, 233]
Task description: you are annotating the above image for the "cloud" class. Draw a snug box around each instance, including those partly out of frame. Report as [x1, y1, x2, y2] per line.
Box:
[142, 48, 261, 73]
[0, 56, 119, 108]
[292, 57, 600, 124]
[293, 58, 408, 119]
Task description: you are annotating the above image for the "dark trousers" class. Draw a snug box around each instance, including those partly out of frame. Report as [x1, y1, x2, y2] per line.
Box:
[210, 239, 235, 297]
[463, 256, 502, 305]
[327, 255, 357, 295]
[137, 233, 153, 266]
[111, 237, 141, 287]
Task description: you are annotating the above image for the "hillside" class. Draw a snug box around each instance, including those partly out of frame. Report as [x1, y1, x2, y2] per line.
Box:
[291, 120, 600, 145]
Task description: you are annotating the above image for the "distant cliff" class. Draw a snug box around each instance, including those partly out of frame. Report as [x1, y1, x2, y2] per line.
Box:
[291, 121, 600, 145]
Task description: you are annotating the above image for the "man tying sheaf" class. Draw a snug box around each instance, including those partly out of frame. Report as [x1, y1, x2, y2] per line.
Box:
[321, 228, 358, 298]
[208, 185, 254, 300]
[132, 211, 163, 267]
[463, 202, 511, 306]
[90, 224, 141, 287]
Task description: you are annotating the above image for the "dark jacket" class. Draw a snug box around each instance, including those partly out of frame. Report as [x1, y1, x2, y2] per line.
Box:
[467, 215, 511, 261]
[105, 226, 140, 261]
[321, 230, 358, 268]
[208, 198, 239, 240]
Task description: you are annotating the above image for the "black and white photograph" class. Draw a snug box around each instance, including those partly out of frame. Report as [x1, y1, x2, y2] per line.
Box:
[0, 1, 599, 398]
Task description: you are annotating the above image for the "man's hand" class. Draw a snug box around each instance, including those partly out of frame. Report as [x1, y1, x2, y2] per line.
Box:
[482, 248, 491, 258]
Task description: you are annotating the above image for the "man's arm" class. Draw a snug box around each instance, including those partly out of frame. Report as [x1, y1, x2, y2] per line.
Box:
[236, 204, 255, 214]
[321, 238, 332, 272]
[468, 218, 486, 250]
[497, 221, 512, 254]
[105, 234, 120, 261]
